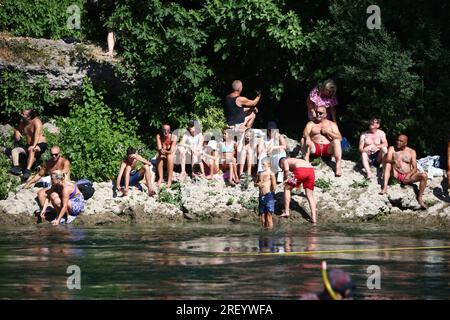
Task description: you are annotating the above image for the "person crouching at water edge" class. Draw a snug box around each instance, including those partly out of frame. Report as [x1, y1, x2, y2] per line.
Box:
[279, 157, 317, 223]
[39, 171, 85, 225]
[115, 147, 156, 197]
[255, 157, 276, 229]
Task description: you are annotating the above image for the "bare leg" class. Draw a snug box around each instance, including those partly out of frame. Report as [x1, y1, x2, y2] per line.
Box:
[281, 185, 292, 217]
[123, 165, 131, 196]
[142, 165, 156, 196]
[329, 139, 342, 176]
[361, 152, 372, 179]
[26, 147, 40, 170]
[266, 213, 273, 229]
[107, 31, 115, 56]
[156, 156, 164, 187]
[37, 188, 51, 209]
[167, 154, 174, 188]
[305, 188, 317, 224]
[238, 148, 247, 176]
[260, 215, 265, 228]
[405, 172, 428, 209]
[11, 147, 26, 166]
[303, 141, 315, 163]
[380, 163, 394, 195]
[179, 147, 187, 180]
[244, 112, 256, 129]
[247, 148, 254, 175]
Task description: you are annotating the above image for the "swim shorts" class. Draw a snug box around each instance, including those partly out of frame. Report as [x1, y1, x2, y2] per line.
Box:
[286, 167, 315, 190]
[313, 142, 331, 158]
[258, 192, 275, 215]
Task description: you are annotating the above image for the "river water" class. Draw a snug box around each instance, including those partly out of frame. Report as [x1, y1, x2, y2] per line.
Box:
[0, 222, 449, 299]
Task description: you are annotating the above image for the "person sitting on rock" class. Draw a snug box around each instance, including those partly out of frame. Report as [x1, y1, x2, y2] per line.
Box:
[279, 157, 317, 223]
[257, 121, 287, 183]
[219, 128, 239, 185]
[238, 128, 257, 179]
[202, 139, 220, 180]
[302, 106, 343, 177]
[39, 170, 84, 226]
[9, 109, 48, 181]
[379, 134, 428, 209]
[23, 146, 70, 189]
[358, 118, 388, 179]
[177, 120, 205, 180]
[115, 147, 156, 197]
[156, 124, 177, 188]
[225, 80, 261, 132]
[255, 157, 276, 229]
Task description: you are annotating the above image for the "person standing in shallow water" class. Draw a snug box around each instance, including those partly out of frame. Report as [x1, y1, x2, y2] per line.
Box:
[255, 157, 276, 229]
[379, 134, 428, 209]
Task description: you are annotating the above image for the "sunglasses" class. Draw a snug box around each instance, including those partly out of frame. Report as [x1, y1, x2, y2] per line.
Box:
[316, 112, 325, 116]
[51, 153, 59, 157]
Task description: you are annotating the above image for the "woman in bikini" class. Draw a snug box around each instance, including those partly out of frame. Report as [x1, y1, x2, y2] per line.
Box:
[219, 129, 239, 185]
[39, 170, 85, 225]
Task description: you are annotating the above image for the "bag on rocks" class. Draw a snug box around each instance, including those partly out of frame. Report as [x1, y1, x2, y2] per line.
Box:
[76, 179, 95, 200]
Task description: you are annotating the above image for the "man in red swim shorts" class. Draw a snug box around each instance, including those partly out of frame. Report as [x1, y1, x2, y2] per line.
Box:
[279, 157, 317, 223]
[302, 106, 343, 177]
[379, 134, 428, 209]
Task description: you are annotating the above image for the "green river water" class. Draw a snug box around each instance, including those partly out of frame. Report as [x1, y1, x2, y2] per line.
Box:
[0, 222, 449, 299]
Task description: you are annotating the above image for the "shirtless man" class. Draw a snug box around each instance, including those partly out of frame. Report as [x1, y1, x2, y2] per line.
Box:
[225, 80, 261, 132]
[156, 124, 177, 188]
[358, 118, 388, 179]
[115, 147, 155, 197]
[9, 109, 48, 181]
[302, 106, 343, 177]
[23, 146, 71, 215]
[379, 134, 428, 209]
[279, 157, 317, 223]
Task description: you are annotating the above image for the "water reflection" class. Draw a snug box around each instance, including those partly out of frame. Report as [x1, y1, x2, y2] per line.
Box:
[0, 223, 450, 299]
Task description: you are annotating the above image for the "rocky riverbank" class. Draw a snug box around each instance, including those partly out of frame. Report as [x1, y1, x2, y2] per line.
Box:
[1, 159, 449, 227]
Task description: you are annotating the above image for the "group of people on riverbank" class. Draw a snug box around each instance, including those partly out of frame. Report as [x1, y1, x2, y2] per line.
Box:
[3, 79, 450, 228]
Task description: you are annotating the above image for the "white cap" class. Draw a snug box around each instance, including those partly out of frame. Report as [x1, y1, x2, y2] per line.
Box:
[207, 140, 218, 150]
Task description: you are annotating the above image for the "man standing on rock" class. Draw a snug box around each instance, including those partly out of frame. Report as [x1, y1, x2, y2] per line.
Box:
[9, 109, 48, 181]
[225, 80, 261, 132]
[379, 134, 428, 209]
[279, 157, 317, 223]
[358, 118, 388, 179]
[302, 106, 343, 177]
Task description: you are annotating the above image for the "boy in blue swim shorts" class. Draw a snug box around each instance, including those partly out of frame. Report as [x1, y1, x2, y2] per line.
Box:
[255, 157, 277, 229]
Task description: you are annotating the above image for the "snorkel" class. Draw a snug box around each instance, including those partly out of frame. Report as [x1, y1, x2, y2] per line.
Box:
[321, 261, 339, 300]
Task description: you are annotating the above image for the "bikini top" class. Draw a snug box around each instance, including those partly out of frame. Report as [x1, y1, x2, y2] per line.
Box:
[221, 143, 234, 153]
[68, 184, 78, 200]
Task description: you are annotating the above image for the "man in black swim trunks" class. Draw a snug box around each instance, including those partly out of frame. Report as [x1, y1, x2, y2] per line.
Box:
[8, 109, 48, 181]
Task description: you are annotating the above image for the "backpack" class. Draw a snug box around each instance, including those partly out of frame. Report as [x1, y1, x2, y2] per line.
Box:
[76, 179, 95, 200]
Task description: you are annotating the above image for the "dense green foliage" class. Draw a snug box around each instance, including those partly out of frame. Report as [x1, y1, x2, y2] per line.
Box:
[1, 0, 449, 157]
[0, 0, 88, 40]
[55, 79, 146, 182]
[0, 153, 20, 200]
[0, 70, 57, 121]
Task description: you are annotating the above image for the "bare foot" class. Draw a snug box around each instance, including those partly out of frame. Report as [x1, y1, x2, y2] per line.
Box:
[280, 210, 290, 218]
[148, 189, 156, 197]
[418, 199, 428, 210]
[157, 180, 162, 188]
[121, 190, 128, 197]
[335, 169, 342, 177]
[379, 188, 387, 195]
[179, 172, 186, 181]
